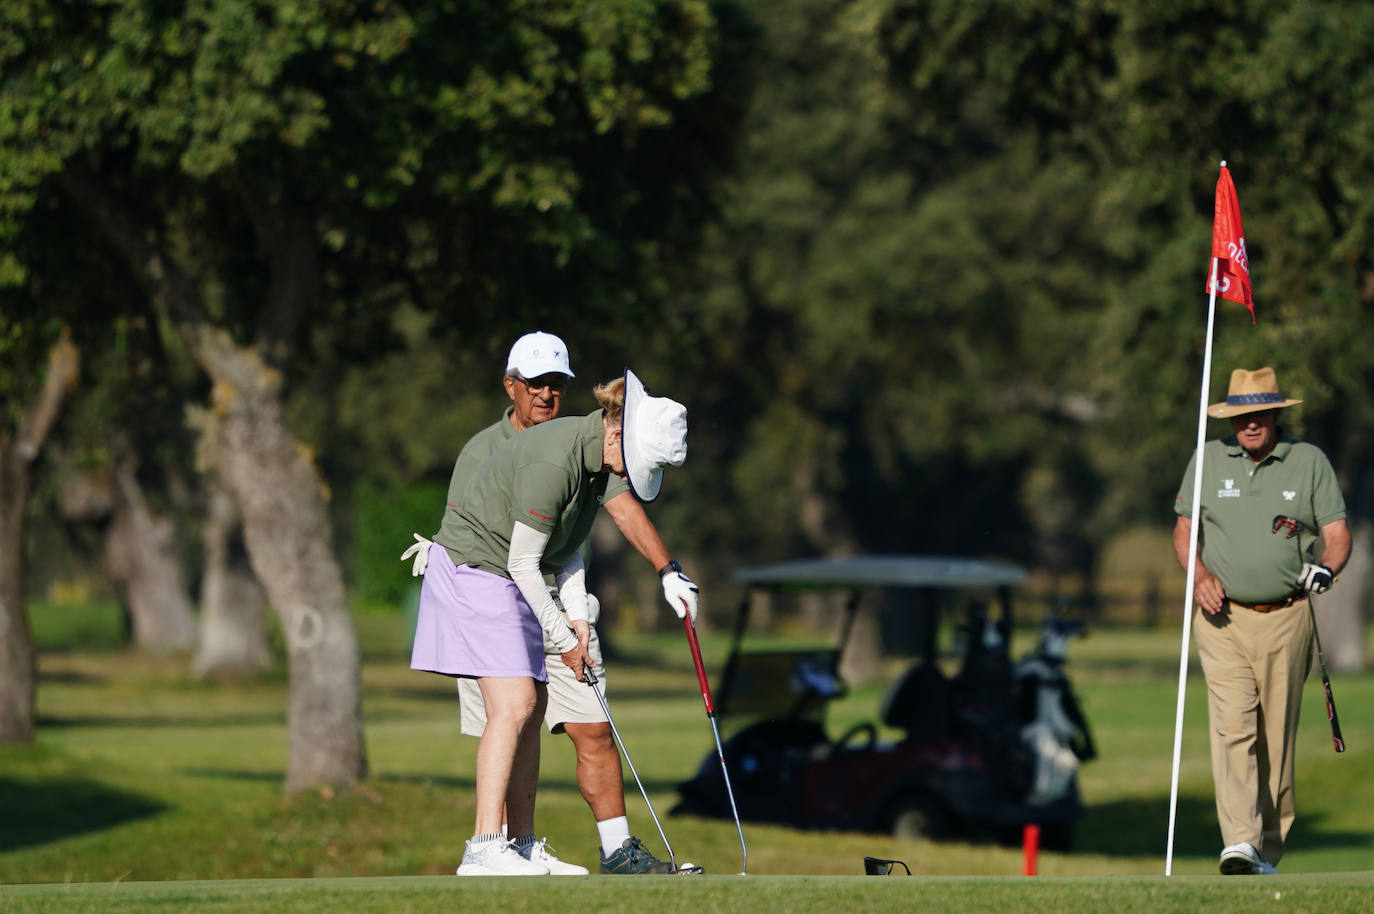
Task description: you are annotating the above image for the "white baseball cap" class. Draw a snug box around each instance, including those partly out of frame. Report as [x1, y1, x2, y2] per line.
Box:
[621, 368, 687, 503]
[507, 331, 574, 379]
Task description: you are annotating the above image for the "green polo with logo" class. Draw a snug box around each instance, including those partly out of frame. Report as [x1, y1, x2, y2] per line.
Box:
[1175, 431, 1346, 603]
[437, 410, 613, 578]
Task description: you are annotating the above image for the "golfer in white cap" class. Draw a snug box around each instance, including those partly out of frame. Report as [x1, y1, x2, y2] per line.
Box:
[406, 350, 697, 876]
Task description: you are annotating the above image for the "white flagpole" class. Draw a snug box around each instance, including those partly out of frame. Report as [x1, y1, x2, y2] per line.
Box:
[1165, 210, 1224, 875]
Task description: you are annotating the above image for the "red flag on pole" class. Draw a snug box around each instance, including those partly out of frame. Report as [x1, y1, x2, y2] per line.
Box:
[1207, 161, 1254, 322]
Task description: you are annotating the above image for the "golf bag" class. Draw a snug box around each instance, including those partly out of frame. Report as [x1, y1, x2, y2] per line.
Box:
[1012, 617, 1096, 806]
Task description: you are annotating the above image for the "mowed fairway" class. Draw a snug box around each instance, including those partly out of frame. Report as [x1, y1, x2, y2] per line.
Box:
[3, 873, 1374, 914]
[3, 614, 1373, 913]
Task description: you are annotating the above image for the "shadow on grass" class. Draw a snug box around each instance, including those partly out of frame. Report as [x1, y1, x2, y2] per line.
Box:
[375, 684, 691, 704]
[370, 771, 686, 794]
[37, 711, 285, 729]
[172, 767, 689, 797]
[35, 669, 107, 685]
[0, 777, 165, 853]
[1079, 793, 1217, 857]
[1078, 794, 1370, 857]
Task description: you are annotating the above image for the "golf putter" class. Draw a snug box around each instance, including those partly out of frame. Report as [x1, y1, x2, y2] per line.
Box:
[1272, 515, 1346, 753]
[582, 665, 702, 874]
[681, 611, 748, 875]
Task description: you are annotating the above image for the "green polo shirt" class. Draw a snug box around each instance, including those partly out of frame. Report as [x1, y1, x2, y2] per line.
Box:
[437, 407, 518, 545]
[1175, 431, 1346, 603]
[437, 411, 611, 578]
[434, 407, 629, 571]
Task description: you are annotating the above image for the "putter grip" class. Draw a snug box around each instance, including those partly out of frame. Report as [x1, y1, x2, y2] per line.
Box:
[682, 616, 715, 714]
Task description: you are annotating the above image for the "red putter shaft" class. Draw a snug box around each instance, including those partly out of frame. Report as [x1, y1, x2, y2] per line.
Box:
[682, 609, 715, 713]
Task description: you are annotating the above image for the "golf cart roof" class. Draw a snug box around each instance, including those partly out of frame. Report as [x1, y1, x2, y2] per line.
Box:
[733, 555, 1029, 590]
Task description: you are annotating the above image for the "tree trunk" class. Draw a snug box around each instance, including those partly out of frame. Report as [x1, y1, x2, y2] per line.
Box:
[191, 327, 366, 790]
[0, 446, 36, 744]
[193, 481, 271, 679]
[0, 336, 80, 744]
[60, 168, 363, 789]
[103, 440, 197, 653]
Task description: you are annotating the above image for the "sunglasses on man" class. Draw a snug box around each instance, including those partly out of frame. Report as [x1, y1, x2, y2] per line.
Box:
[512, 373, 569, 394]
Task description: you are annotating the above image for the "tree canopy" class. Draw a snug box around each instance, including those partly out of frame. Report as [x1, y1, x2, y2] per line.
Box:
[5, 0, 1374, 740]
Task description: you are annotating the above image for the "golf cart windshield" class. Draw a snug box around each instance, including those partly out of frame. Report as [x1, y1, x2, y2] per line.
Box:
[718, 555, 1030, 721]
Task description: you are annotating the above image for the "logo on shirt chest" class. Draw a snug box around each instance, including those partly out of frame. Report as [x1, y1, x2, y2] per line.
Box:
[1283, 490, 1296, 501]
[1218, 479, 1241, 498]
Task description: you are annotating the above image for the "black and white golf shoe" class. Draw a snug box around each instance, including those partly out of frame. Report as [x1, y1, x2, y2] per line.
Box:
[599, 837, 677, 874]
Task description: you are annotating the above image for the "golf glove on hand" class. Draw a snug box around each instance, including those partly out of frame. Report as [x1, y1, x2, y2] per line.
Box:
[1297, 562, 1334, 594]
[401, 534, 432, 577]
[662, 570, 699, 622]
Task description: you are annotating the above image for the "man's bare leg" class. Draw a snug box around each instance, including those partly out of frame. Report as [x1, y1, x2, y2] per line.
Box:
[563, 721, 626, 819]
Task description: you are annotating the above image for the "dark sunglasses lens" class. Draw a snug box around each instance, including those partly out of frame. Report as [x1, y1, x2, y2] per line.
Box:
[519, 376, 566, 393]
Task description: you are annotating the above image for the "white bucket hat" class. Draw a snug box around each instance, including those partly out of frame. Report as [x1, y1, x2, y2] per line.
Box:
[507, 331, 574, 379]
[621, 368, 687, 503]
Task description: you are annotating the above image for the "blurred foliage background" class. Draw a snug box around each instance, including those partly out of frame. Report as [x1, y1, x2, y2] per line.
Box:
[5, 0, 1374, 653]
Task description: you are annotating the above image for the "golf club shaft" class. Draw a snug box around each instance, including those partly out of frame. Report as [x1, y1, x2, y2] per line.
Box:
[681, 612, 748, 875]
[1304, 594, 1346, 752]
[1279, 516, 1346, 753]
[583, 666, 676, 867]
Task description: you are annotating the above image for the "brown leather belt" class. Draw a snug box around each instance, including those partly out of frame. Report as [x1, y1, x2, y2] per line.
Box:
[1227, 591, 1306, 613]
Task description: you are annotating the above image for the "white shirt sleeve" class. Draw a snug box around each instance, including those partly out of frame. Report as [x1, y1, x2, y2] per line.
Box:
[555, 550, 589, 624]
[507, 521, 578, 654]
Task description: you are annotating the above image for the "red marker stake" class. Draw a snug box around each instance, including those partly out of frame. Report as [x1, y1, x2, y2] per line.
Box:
[1023, 824, 1040, 876]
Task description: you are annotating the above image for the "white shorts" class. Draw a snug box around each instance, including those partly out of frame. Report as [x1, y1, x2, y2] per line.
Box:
[458, 598, 607, 737]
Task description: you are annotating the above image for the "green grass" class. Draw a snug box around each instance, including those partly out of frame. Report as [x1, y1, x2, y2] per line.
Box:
[25, 599, 128, 652]
[2, 618, 1373, 911]
[3, 873, 1374, 914]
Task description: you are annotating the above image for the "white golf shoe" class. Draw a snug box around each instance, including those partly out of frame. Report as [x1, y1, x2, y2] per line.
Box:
[1219, 842, 1277, 875]
[456, 838, 550, 876]
[518, 837, 589, 875]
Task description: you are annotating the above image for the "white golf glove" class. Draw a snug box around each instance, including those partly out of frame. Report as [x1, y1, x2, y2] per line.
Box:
[401, 534, 432, 577]
[661, 568, 699, 622]
[1297, 562, 1334, 594]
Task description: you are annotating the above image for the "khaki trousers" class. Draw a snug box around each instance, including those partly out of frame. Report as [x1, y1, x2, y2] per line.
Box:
[1194, 601, 1313, 865]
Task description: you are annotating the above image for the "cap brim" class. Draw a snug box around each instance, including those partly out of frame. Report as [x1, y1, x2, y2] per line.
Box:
[622, 368, 663, 503]
[1207, 398, 1302, 419]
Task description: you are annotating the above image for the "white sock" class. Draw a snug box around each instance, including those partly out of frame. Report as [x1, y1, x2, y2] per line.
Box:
[471, 832, 504, 847]
[597, 816, 631, 857]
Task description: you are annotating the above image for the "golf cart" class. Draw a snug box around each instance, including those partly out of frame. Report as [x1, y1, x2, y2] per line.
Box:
[671, 556, 1095, 849]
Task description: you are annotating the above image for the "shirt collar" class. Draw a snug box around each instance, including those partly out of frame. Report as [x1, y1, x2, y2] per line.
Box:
[500, 405, 518, 440]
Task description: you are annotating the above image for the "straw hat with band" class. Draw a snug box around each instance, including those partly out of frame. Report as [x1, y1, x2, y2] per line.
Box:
[620, 368, 688, 503]
[1207, 367, 1302, 419]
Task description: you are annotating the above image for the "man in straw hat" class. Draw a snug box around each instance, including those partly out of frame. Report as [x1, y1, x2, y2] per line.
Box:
[1172, 366, 1350, 875]
[404, 334, 698, 876]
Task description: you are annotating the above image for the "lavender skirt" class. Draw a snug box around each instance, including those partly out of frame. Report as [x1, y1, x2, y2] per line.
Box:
[410, 543, 547, 681]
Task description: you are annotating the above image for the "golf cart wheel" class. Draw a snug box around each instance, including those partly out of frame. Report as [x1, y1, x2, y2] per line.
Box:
[888, 794, 948, 840]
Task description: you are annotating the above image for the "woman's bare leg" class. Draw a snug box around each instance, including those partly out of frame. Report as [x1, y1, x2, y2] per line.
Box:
[473, 677, 542, 836]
